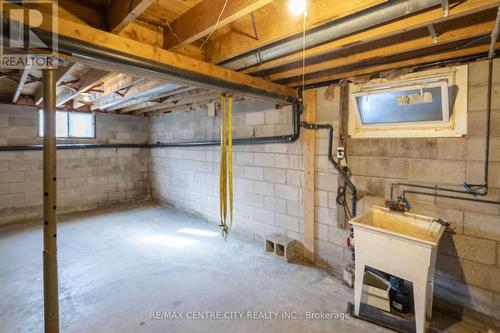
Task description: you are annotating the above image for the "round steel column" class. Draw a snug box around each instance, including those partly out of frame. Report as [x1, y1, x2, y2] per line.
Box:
[42, 68, 60, 333]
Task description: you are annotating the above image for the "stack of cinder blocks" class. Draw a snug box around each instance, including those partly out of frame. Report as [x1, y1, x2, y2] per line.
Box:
[265, 233, 302, 263]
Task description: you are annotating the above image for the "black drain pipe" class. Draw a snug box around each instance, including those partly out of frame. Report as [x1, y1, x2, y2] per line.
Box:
[300, 122, 357, 217]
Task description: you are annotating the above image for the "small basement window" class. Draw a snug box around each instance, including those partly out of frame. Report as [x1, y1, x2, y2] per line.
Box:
[38, 110, 95, 139]
[348, 65, 468, 138]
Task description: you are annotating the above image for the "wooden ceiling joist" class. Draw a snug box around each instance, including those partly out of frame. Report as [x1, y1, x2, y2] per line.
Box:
[268, 14, 497, 82]
[163, 0, 274, 49]
[2, 2, 297, 102]
[12, 67, 31, 103]
[34, 62, 77, 106]
[97, 82, 181, 112]
[288, 42, 500, 87]
[132, 88, 210, 115]
[56, 69, 111, 107]
[106, 0, 154, 33]
[204, 0, 387, 64]
[242, 0, 500, 75]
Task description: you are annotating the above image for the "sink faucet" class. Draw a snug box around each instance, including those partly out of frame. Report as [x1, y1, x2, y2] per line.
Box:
[385, 196, 411, 212]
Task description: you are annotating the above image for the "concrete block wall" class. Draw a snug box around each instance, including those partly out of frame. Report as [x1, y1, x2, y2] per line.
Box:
[347, 59, 500, 323]
[149, 93, 351, 273]
[0, 104, 150, 225]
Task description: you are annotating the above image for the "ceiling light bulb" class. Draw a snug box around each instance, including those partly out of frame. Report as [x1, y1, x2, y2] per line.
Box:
[289, 0, 306, 15]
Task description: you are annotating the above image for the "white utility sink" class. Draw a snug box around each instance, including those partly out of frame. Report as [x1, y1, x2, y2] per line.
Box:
[349, 206, 446, 333]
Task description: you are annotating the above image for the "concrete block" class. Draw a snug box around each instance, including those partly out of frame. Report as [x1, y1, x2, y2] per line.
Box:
[264, 143, 288, 153]
[494, 292, 500, 321]
[253, 181, 274, 196]
[0, 193, 25, 208]
[263, 167, 286, 184]
[439, 232, 496, 265]
[265, 233, 301, 262]
[275, 214, 299, 232]
[286, 200, 302, 218]
[264, 109, 287, 125]
[462, 260, 500, 293]
[254, 153, 275, 167]
[275, 184, 299, 202]
[264, 197, 286, 213]
[286, 169, 303, 186]
[434, 276, 494, 316]
[0, 171, 24, 183]
[409, 159, 466, 185]
[315, 207, 337, 226]
[467, 111, 487, 137]
[464, 211, 500, 241]
[244, 166, 263, 180]
[436, 138, 466, 160]
[235, 152, 253, 165]
[315, 172, 337, 191]
[468, 61, 490, 86]
[274, 154, 300, 169]
[315, 223, 329, 241]
[234, 178, 254, 192]
[315, 190, 328, 207]
[435, 253, 463, 281]
[350, 157, 409, 179]
[253, 207, 274, 224]
[468, 85, 488, 112]
[245, 112, 265, 126]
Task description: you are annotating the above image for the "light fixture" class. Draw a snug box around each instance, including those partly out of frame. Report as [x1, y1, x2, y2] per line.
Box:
[289, 0, 306, 15]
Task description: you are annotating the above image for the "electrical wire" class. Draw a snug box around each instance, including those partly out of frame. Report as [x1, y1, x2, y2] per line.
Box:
[301, 11, 307, 94]
[200, 0, 230, 49]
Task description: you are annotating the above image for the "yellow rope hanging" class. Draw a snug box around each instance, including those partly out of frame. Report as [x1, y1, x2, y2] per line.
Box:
[219, 94, 233, 239]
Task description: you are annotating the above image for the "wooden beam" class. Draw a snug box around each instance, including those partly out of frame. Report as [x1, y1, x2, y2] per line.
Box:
[303, 89, 316, 263]
[3, 2, 296, 101]
[242, 0, 500, 74]
[106, 0, 154, 33]
[56, 69, 111, 107]
[12, 67, 31, 103]
[204, 0, 387, 64]
[163, 0, 273, 49]
[34, 62, 76, 106]
[268, 16, 496, 82]
[287, 43, 500, 87]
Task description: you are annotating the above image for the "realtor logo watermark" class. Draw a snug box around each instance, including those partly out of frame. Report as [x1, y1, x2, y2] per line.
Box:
[0, 0, 60, 69]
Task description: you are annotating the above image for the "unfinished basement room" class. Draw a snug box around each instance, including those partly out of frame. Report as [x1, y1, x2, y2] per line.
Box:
[1, 0, 500, 332]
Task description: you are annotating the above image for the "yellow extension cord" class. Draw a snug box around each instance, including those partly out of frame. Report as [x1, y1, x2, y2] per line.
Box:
[219, 94, 233, 240]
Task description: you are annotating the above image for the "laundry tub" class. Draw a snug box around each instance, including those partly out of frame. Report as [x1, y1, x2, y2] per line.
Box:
[349, 206, 446, 333]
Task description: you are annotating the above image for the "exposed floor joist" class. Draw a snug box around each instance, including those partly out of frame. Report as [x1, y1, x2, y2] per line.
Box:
[163, 0, 273, 49]
[242, 0, 500, 75]
[204, 0, 387, 64]
[268, 13, 496, 82]
[3, 3, 297, 102]
[34, 62, 77, 106]
[56, 69, 111, 107]
[12, 67, 31, 103]
[288, 42, 499, 87]
[106, 0, 154, 33]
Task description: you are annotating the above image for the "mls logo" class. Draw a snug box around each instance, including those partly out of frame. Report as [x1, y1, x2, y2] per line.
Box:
[0, 0, 60, 69]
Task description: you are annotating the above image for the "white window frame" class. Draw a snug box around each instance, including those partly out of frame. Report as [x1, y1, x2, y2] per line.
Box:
[38, 110, 96, 140]
[348, 65, 468, 138]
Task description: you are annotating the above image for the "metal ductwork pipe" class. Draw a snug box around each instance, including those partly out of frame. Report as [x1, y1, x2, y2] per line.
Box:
[221, 0, 442, 70]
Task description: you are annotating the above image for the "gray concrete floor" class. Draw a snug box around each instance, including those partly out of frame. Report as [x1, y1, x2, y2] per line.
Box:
[0, 203, 490, 333]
